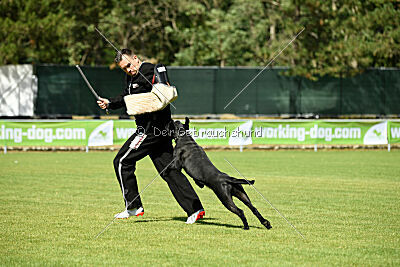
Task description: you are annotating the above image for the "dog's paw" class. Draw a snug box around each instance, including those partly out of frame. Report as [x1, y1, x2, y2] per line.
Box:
[262, 220, 272, 230]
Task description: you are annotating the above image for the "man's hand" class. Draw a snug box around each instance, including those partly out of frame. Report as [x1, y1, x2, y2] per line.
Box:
[97, 97, 110, 109]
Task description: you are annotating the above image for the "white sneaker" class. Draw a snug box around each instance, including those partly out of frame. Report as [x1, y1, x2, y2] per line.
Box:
[186, 209, 205, 224]
[114, 207, 144, 219]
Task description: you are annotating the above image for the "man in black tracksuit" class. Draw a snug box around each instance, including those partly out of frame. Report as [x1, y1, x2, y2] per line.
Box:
[97, 49, 204, 223]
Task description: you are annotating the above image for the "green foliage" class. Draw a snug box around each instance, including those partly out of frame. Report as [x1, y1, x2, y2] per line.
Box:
[0, 0, 399, 77]
[0, 0, 72, 64]
[0, 0, 112, 65]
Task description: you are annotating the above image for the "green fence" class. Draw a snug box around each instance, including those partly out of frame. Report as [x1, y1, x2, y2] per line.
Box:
[35, 65, 127, 116]
[35, 65, 400, 116]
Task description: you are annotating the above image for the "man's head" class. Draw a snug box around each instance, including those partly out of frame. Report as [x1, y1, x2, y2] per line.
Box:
[115, 48, 141, 76]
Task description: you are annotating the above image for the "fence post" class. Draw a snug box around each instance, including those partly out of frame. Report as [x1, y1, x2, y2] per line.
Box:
[314, 120, 318, 152]
[387, 120, 391, 152]
[212, 68, 217, 114]
[339, 72, 343, 115]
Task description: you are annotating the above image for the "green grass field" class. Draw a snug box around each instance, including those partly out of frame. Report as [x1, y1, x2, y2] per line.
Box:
[1, 150, 399, 266]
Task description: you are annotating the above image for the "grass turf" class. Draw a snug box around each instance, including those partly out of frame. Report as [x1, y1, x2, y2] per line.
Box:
[0, 150, 399, 266]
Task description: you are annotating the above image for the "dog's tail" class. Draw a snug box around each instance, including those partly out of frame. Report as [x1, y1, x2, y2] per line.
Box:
[226, 176, 255, 185]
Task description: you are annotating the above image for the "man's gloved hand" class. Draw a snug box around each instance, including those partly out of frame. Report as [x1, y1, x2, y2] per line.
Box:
[97, 97, 110, 109]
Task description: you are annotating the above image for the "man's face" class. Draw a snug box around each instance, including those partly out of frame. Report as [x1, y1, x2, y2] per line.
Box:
[118, 54, 140, 76]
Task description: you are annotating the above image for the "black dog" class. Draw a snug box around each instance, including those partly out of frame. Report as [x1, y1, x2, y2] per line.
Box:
[167, 118, 272, 230]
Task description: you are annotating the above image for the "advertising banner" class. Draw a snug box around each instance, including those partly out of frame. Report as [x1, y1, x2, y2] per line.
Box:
[1, 119, 399, 147]
[113, 120, 137, 145]
[252, 120, 388, 145]
[113, 120, 250, 146]
[0, 120, 113, 147]
[388, 121, 400, 144]
[187, 121, 246, 146]
[253, 121, 316, 145]
[113, 120, 391, 146]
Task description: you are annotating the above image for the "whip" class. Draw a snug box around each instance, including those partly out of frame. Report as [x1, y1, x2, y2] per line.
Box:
[75, 65, 109, 114]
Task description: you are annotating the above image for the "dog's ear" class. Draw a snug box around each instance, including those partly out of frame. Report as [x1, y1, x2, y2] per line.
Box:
[184, 117, 190, 131]
[165, 120, 175, 133]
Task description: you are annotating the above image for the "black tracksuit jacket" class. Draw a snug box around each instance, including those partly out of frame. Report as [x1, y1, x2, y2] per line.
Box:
[108, 62, 172, 132]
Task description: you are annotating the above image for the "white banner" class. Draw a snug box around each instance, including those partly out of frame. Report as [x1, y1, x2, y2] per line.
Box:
[88, 121, 114, 146]
[0, 64, 37, 116]
[228, 120, 253, 146]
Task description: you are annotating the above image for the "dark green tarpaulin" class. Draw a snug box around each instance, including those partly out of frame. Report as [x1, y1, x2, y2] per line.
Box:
[35, 65, 400, 116]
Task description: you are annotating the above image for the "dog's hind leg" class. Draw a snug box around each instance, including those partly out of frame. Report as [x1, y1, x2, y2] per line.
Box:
[214, 185, 250, 230]
[232, 185, 272, 229]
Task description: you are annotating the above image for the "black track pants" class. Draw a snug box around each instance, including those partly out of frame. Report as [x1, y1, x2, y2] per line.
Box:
[113, 132, 203, 216]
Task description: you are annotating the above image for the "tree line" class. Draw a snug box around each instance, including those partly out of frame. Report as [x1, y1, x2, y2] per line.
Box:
[1, 0, 399, 78]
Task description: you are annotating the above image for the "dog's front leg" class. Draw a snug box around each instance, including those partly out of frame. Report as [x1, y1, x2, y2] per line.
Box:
[174, 158, 183, 171]
[172, 149, 183, 171]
